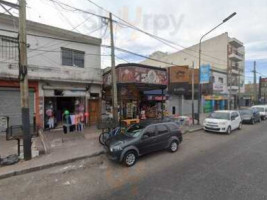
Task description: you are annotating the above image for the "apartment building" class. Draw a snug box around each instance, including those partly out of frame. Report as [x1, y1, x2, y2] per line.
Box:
[141, 32, 245, 114]
[0, 14, 102, 129]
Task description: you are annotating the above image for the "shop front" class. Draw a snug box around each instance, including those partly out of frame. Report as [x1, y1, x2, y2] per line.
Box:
[203, 95, 228, 113]
[40, 81, 101, 129]
[103, 64, 168, 122]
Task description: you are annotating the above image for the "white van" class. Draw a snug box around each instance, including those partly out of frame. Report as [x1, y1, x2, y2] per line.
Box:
[252, 105, 267, 120]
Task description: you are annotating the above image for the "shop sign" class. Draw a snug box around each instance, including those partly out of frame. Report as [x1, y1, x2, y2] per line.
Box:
[204, 95, 226, 100]
[169, 66, 189, 83]
[168, 83, 189, 95]
[118, 66, 167, 85]
[147, 95, 167, 101]
[200, 64, 211, 84]
[213, 83, 224, 91]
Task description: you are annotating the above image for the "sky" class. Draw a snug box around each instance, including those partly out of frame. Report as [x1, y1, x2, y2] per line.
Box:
[1, 0, 267, 83]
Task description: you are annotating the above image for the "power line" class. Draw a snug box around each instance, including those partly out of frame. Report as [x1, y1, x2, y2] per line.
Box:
[85, 0, 229, 65]
[47, 0, 232, 66]
[46, 0, 109, 20]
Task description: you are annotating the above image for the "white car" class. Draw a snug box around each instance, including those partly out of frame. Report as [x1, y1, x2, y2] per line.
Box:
[251, 105, 267, 120]
[203, 110, 242, 134]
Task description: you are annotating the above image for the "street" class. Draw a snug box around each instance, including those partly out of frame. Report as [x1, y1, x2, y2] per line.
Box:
[0, 121, 267, 200]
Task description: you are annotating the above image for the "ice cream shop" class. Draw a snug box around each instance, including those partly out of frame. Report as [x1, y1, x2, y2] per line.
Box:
[103, 63, 168, 122]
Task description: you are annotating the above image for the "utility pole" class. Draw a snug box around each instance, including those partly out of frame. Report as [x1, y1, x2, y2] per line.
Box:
[109, 13, 118, 123]
[253, 61, 257, 104]
[19, 0, 31, 160]
[259, 76, 262, 104]
[191, 62, 195, 125]
[238, 68, 241, 109]
[228, 66, 232, 110]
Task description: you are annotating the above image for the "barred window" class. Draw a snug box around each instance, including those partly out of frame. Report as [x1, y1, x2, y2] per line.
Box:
[0, 36, 19, 60]
[61, 47, 85, 68]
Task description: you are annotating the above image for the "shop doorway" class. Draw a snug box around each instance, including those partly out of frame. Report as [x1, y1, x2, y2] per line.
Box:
[88, 99, 100, 125]
[44, 97, 85, 129]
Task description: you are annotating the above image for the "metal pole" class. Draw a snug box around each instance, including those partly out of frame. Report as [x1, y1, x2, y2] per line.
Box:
[238, 68, 241, 109]
[259, 76, 262, 104]
[228, 65, 232, 110]
[161, 89, 164, 120]
[19, 0, 31, 160]
[253, 61, 257, 104]
[191, 62, 195, 125]
[109, 13, 118, 123]
[197, 43, 202, 125]
[198, 12, 236, 120]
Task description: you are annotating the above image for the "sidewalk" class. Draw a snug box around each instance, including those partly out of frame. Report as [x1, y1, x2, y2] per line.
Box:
[0, 115, 207, 180]
[0, 126, 105, 179]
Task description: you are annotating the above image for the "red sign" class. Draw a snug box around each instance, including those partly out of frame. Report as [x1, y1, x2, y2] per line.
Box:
[147, 96, 167, 101]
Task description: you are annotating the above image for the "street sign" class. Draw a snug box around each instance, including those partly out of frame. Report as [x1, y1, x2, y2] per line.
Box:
[200, 64, 211, 84]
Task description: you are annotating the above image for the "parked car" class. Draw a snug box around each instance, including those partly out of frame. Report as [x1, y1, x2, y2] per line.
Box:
[105, 122, 183, 167]
[203, 110, 242, 134]
[239, 109, 261, 124]
[251, 105, 267, 120]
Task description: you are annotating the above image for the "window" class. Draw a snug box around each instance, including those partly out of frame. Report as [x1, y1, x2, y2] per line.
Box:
[167, 123, 179, 132]
[61, 48, 85, 68]
[143, 125, 156, 137]
[157, 125, 169, 135]
[219, 77, 224, 84]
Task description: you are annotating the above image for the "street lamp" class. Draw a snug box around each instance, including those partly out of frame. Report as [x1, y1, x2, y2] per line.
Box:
[197, 12, 237, 125]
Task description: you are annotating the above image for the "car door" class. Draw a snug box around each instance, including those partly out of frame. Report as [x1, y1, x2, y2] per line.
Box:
[155, 124, 171, 150]
[230, 112, 237, 129]
[136, 125, 157, 155]
[232, 112, 239, 129]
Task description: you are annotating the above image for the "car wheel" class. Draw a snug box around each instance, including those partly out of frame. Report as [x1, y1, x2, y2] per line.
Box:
[123, 151, 137, 167]
[238, 123, 242, 130]
[169, 140, 179, 152]
[227, 126, 231, 135]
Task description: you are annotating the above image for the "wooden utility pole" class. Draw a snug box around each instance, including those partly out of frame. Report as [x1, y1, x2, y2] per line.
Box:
[109, 13, 118, 123]
[19, 0, 32, 160]
[253, 61, 257, 104]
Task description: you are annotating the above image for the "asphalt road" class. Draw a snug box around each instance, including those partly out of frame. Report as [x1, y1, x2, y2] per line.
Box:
[1, 120, 267, 200]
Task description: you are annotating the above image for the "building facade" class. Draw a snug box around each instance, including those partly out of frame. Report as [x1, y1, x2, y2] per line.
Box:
[141, 33, 245, 113]
[0, 14, 102, 129]
[103, 63, 168, 120]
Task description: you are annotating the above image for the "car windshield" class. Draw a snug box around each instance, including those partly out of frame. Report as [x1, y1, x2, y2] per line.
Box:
[209, 112, 230, 120]
[254, 107, 264, 112]
[239, 110, 252, 115]
[125, 124, 145, 138]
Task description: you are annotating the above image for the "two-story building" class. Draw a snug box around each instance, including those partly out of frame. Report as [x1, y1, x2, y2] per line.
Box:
[0, 14, 102, 129]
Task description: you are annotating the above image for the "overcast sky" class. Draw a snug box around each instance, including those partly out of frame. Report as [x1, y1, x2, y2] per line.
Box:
[2, 0, 267, 82]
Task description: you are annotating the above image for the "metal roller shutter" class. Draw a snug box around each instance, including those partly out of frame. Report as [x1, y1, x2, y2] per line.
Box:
[0, 87, 35, 129]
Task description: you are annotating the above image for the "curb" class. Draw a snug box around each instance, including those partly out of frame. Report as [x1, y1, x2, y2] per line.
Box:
[0, 150, 105, 180]
[188, 127, 203, 133]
